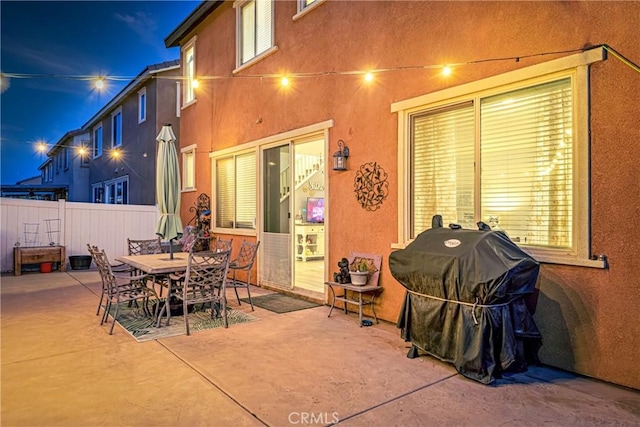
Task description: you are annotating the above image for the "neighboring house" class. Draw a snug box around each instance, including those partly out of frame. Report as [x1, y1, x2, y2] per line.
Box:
[81, 60, 181, 205]
[165, 1, 640, 390]
[37, 129, 91, 202]
[0, 174, 67, 200]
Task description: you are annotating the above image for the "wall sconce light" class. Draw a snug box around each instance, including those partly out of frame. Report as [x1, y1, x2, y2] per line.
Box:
[332, 140, 350, 171]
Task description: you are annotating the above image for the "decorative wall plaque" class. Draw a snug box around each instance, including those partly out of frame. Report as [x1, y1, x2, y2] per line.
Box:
[353, 162, 389, 211]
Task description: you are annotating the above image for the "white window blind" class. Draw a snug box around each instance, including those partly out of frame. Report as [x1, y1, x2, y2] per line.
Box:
[236, 153, 256, 228]
[216, 152, 256, 229]
[184, 44, 195, 104]
[480, 78, 572, 248]
[241, 2, 256, 63]
[412, 103, 475, 236]
[183, 150, 195, 189]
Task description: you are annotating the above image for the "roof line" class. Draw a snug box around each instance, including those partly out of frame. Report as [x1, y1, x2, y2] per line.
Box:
[81, 60, 179, 131]
[164, 1, 224, 48]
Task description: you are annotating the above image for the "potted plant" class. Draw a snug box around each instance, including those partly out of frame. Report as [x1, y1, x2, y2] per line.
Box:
[349, 259, 369, 286]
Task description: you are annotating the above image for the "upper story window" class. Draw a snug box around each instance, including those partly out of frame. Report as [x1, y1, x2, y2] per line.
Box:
[182, 144, 196, 191]
[215, 151, 256, 230]
[138, 88, 147, 123]
[182, 37, 196, 106]
[63, 147, 69, 170]
[93, 124, 103, 159]
[111, 107, 122, 147]
[237, 0, 273, 66]
[392, 48, 606, 267]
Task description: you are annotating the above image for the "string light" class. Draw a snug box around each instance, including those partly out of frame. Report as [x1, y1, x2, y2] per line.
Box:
[6, 46, 621, 90]
[94, 78, 105, 90]
[36, 141, 48, 153]
[191, 78, 199, 89]
[442, 66, 452, 76]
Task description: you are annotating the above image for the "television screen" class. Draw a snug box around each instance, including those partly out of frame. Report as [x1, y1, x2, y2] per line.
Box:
[306, 197, 324, 223]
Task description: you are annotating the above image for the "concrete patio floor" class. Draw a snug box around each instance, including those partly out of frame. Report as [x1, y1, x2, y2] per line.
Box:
[1, 270, 639, 426]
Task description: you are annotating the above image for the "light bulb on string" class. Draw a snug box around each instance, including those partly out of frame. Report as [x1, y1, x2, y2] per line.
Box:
[442, 66, 452, 77]
[280, 77, 289, 87]
[36, 141, 47, 154]
[191, 78, 200, 89]
[364, 72, 374, 83]
[94, 77, 105, 90]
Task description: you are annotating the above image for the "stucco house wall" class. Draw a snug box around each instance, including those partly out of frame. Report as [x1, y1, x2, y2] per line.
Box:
[170, 1, 640, 390]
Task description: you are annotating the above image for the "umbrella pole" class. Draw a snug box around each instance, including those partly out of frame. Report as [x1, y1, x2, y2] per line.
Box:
[169, 239, 174, 260]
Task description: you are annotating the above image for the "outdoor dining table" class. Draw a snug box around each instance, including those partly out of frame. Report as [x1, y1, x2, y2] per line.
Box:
[115, 252, 189, 275]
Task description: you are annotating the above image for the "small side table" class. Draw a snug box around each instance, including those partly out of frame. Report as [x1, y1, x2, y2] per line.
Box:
[325, 281, 383, 326]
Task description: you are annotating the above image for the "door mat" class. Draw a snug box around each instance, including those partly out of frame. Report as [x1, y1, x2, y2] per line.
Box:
[242, 293, 321, 314]
[107, 301, 259, 342]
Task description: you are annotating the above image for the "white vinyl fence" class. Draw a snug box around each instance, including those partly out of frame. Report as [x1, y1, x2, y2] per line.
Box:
[0, 198, 160, 273]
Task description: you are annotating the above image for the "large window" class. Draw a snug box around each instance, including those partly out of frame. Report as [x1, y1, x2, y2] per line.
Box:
[216, 152, 256, 230]
[237, 0, 273, 66]
[182, 144, 196, 191]
[182, 37, 196, 105]
[411, 78, 573, 249]
[393, 48, 606, 265]
[111, 107, 122, 147]
[93, 124, 103, 158]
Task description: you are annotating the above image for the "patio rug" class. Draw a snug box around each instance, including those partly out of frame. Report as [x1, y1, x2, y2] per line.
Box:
[107, 301, 259, 342]
[242, 293, 321, 314]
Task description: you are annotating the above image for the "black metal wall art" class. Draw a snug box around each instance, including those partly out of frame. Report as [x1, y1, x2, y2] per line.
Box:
[354, 162, 389, 211]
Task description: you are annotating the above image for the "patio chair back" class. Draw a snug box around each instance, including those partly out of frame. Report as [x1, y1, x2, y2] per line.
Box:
[213, 237, 233, 253]
[127, 237, 163, 256]
[175, 249, 232, 335]
[227, 240, 260, 310]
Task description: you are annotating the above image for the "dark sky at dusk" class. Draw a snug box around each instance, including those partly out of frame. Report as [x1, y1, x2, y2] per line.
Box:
[1, 0, 200, 184]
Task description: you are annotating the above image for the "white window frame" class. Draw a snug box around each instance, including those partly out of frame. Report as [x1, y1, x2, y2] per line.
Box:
[293, 0, 324, 21]
[182, 37, 197, 107]
[104, 176, 129, 205]
[138, 87, 147, 124]
[63, 147, 69, 170]
[111, 107, 122, 148]
[213, 149, 257, 232]
[93, 123, 103, 159]
[392, 47, 606, 268]
[181, 144, 197, 192]
[234, 0, 276, 71]
[92, 183, 104, 203]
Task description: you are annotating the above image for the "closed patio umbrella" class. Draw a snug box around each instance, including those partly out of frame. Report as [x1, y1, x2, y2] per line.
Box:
[155, 123, 183, 259]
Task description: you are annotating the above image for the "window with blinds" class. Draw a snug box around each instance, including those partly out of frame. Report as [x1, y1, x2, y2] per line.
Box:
[411, 77, 574, 249]
[240, 0, 273, 65]
[216, 152, 256, 230]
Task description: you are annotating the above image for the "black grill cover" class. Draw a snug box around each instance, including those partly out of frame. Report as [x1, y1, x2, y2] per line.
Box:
[391, 226, 542, 384]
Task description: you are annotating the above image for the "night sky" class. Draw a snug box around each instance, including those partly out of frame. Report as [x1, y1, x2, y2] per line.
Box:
[1, 0, 200, 184]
